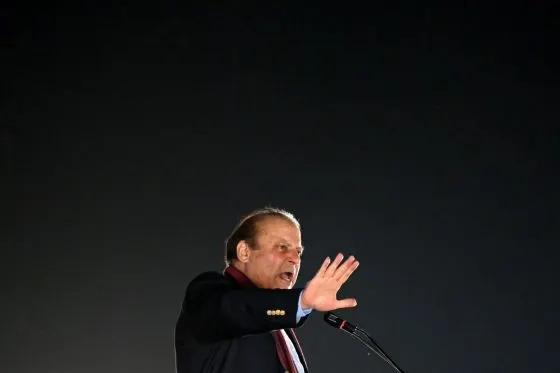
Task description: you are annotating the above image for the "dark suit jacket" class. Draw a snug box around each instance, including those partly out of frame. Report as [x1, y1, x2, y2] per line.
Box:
[175, 270, 310, 373]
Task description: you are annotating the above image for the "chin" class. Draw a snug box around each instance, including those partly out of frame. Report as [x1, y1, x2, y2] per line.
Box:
[275, 282, 292, 290]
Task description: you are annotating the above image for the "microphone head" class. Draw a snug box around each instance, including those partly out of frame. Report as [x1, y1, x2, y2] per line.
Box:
[324, 312, 356, 333]
[324, 312, 344, 328]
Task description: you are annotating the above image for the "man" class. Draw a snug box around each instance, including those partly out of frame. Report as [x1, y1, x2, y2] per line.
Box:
[175, 207, 359, 372]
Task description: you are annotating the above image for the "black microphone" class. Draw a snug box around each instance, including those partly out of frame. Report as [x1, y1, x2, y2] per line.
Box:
[323, 312, 407, 373]
[324, 311, 357, 334]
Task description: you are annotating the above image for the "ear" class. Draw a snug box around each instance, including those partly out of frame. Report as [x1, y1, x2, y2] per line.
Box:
[236, 240, 250, 263]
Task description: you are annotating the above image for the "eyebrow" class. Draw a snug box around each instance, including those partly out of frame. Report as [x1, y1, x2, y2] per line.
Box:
[278, 239, 304, 252]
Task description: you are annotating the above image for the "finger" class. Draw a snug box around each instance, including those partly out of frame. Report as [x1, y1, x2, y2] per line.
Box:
[335, 297, 358, 309]
[333, 255, 356, 281]
[316, 256, 331, 277]
[325, 253, 344, 277]
[337, 259, 359, 283]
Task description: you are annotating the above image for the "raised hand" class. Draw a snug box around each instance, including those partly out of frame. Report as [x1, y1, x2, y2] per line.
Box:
[300, 253, 359, 311]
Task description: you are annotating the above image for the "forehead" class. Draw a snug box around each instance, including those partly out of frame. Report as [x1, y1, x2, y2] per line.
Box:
[255, 216, 301, 242]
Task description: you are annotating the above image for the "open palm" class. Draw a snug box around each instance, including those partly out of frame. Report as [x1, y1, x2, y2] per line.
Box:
[301, 253, 359, 311]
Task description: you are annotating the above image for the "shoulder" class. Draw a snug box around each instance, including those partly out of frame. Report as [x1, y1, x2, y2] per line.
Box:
[178, 270, 235, 310]
[184, 271, 234, 295]
[190, 271, 226, 283]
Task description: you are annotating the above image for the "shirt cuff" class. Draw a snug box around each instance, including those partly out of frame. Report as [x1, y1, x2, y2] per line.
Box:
[296, 290, 313, 323]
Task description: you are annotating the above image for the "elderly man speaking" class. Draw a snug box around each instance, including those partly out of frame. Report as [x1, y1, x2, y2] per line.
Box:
[175, 207, 360, 373]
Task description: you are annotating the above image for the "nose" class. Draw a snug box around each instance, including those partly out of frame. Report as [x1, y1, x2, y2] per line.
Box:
[287, 249, 301, 265]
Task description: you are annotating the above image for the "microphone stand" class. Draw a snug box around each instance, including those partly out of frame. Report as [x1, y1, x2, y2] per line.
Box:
[349, 326, 406, 373]
[325, 312, 406, 373]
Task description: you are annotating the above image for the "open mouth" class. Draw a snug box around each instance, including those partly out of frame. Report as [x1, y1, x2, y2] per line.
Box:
[279, 271, 294, 283]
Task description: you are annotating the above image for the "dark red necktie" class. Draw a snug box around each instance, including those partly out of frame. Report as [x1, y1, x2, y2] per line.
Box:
[224, 266, 303, 373]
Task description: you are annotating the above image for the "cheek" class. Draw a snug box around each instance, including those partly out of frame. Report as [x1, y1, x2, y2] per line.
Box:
[270, 251, 286, 264]
[253, 254, 280, 275]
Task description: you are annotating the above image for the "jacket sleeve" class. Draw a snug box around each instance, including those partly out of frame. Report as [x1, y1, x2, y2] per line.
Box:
[178, 271, 310, 342]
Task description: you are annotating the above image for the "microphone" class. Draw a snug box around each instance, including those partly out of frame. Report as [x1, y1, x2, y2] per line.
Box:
[324, 311, 357, 334]
[323, 312, 407, 373]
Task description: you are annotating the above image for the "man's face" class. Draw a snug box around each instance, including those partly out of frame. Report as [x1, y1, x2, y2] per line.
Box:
[243, 217, 303, 289]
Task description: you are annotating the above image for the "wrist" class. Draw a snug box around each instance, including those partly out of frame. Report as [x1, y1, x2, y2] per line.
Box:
[299, 290, 312, 310]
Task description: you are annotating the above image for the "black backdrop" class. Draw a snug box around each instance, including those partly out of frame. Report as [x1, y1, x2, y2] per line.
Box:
[3, 3, 558, 373]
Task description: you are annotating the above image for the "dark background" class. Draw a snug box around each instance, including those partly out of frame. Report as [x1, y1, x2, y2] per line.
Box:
[2, 2, 558, 373]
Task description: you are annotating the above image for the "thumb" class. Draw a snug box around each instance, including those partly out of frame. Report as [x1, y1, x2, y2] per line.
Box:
[336, 298, 358, 309]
